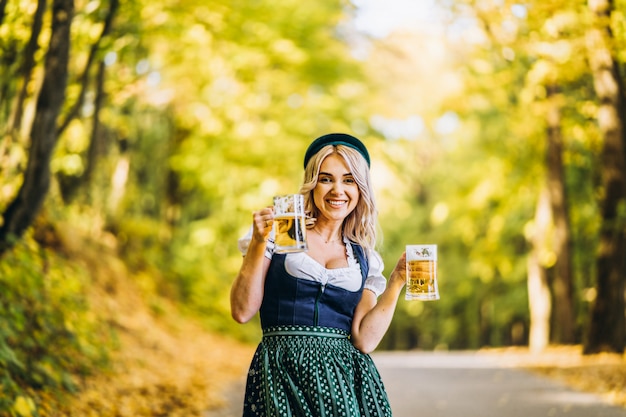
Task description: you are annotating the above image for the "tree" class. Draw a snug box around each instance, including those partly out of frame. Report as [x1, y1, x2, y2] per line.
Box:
[444, 0, 581, 349]
[527, 188, 552, 352]
[583, 0, 626, 354]
[55, 0, 119, 203]
[0, 0, 74, 255]
[545, 84, 575, 344]
[7, 0, 46, 133]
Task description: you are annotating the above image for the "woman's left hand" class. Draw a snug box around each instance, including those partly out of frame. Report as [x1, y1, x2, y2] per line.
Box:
[388, 251, 407, 289]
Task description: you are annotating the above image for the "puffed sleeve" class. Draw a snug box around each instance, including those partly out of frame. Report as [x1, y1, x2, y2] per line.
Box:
[237, 227, 253, 255]
[364, 249, 387, 297]
[237, 226, 275, 259]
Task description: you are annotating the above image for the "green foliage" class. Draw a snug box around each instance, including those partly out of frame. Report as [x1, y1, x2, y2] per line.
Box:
[0, 236, 109, 415]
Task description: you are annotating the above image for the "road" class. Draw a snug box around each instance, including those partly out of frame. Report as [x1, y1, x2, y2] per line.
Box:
[372, 351, 626, 417]
[205, 351, 626, 417]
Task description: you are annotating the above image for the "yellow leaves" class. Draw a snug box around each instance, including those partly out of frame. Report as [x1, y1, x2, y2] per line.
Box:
[456, 279, 474, 298]
[583, 287, 597, 303]
[469, 258, 513, 284]
[533, 40, 574, 63]
[458, 216, 478, 246]
[543, 10, 580, 38]
[430, 202, 449, 226]
[185, 24, 212, 44]
[271, 39, 307, 64]
[47, 264, 256, 417]
[259, 178, 281, 199]
[51, 119, 89, 176]
[471, 259, 495, 283]
[52, 154, 84, 176]
[263, 120, 282, 136]
[192, 104, 223, 135]
[487, 214, 505, 242]
[580, 100, 599, 119]
[13, 396, 36, 417]
[369, 157, 398, 192]
[524, 346, 626, 409]
[336, 81, 366, 100]
[389, 200, 413, 221]
[233, 120, 256, 138]
[468, 180, 492, 209]
[142, 3, 168, 26]
[405, 299, 425, 317]
[526, 60, 557, 90]
[471, 58, 493, 75]
[64, 119, 90, 153]
[190, 226, 215, 247]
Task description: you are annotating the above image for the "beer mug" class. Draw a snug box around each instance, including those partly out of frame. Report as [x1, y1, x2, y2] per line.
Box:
[405, 244, 440, 301]
[273, 194, 308, 253]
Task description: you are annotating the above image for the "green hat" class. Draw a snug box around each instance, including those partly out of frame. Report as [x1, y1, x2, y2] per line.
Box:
[303, 133, 370, 169]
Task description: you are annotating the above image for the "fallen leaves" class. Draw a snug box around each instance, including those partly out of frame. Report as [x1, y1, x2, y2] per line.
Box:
[35, 244, 256, 417]
[53, 301, 255, 417]
[480, 345, 626, 408]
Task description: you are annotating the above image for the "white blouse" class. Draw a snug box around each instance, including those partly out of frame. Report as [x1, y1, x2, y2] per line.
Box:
[238, 229, 387, 297]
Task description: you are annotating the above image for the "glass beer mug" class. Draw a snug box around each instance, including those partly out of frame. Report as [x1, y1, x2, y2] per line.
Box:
[273, 194, 308, 253]
[405, 244, 440, 301]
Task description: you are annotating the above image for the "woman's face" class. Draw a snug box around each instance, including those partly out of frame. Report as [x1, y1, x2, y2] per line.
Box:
[313, 153, 360, 223]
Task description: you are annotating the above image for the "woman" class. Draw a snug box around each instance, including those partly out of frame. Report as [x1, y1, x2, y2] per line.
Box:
[231, 133, 407, 416]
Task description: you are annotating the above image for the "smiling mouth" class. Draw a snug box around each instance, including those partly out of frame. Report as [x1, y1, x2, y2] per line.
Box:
[327, 200, 347, 208]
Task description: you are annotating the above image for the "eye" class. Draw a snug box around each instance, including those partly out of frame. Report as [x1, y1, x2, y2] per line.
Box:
[318, 176, 332, 183]
[344, 177, 356, 184]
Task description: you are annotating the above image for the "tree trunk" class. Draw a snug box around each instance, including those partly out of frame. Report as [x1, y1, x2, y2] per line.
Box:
[0, 0, 74, 255]
[84, 60, 107, 186]
[545, 84, 576, 344]
[9, 0, 47, 134]
[583, 0, 626, 354]
[0, 0, 8, 26]
[57, 0, 119, 136]
[528, 187, 552, 353]
[58, 60, 108, 203]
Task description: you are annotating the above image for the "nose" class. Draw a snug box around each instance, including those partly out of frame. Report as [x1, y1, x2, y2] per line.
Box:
[330, 181, 345, 195]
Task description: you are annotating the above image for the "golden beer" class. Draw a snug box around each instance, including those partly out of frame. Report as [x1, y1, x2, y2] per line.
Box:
[274, 215, 307, 253]
[407, 260, 436, 293]
[405, 244, 439, 300]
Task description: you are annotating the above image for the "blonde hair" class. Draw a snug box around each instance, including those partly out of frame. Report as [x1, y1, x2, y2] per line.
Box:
[299, 144, 378, 250]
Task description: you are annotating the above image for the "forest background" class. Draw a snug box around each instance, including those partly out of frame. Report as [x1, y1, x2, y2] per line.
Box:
[1, 0, 625, 415]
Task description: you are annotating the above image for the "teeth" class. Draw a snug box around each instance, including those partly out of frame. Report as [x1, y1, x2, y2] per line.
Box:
[328, 201, 346, 207]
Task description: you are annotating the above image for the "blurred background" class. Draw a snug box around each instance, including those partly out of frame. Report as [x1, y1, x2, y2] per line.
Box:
[1, 0, 625, 415]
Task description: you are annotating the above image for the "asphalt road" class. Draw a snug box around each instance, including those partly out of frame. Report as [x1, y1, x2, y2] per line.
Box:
[371, 351, 626, 417]
[206, 351, 626, 417]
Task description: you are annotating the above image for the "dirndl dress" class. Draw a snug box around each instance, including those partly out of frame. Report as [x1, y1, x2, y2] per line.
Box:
[242, 245, 392, 417]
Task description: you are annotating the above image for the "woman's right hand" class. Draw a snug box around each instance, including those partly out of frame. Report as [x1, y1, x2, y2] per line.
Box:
[251, 206, 274, 242]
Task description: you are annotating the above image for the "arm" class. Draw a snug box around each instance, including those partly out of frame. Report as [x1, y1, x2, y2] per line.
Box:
[230, 207, 274, 323]
[350, 251, 406, 353]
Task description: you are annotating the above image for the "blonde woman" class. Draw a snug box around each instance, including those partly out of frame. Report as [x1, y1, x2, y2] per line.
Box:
[231, 133, 406, 416]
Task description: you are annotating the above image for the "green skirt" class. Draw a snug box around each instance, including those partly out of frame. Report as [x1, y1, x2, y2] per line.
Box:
[242, 325, 392, 417]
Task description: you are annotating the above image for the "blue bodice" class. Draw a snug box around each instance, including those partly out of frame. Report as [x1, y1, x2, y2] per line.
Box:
[259, 243, 369, 332]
